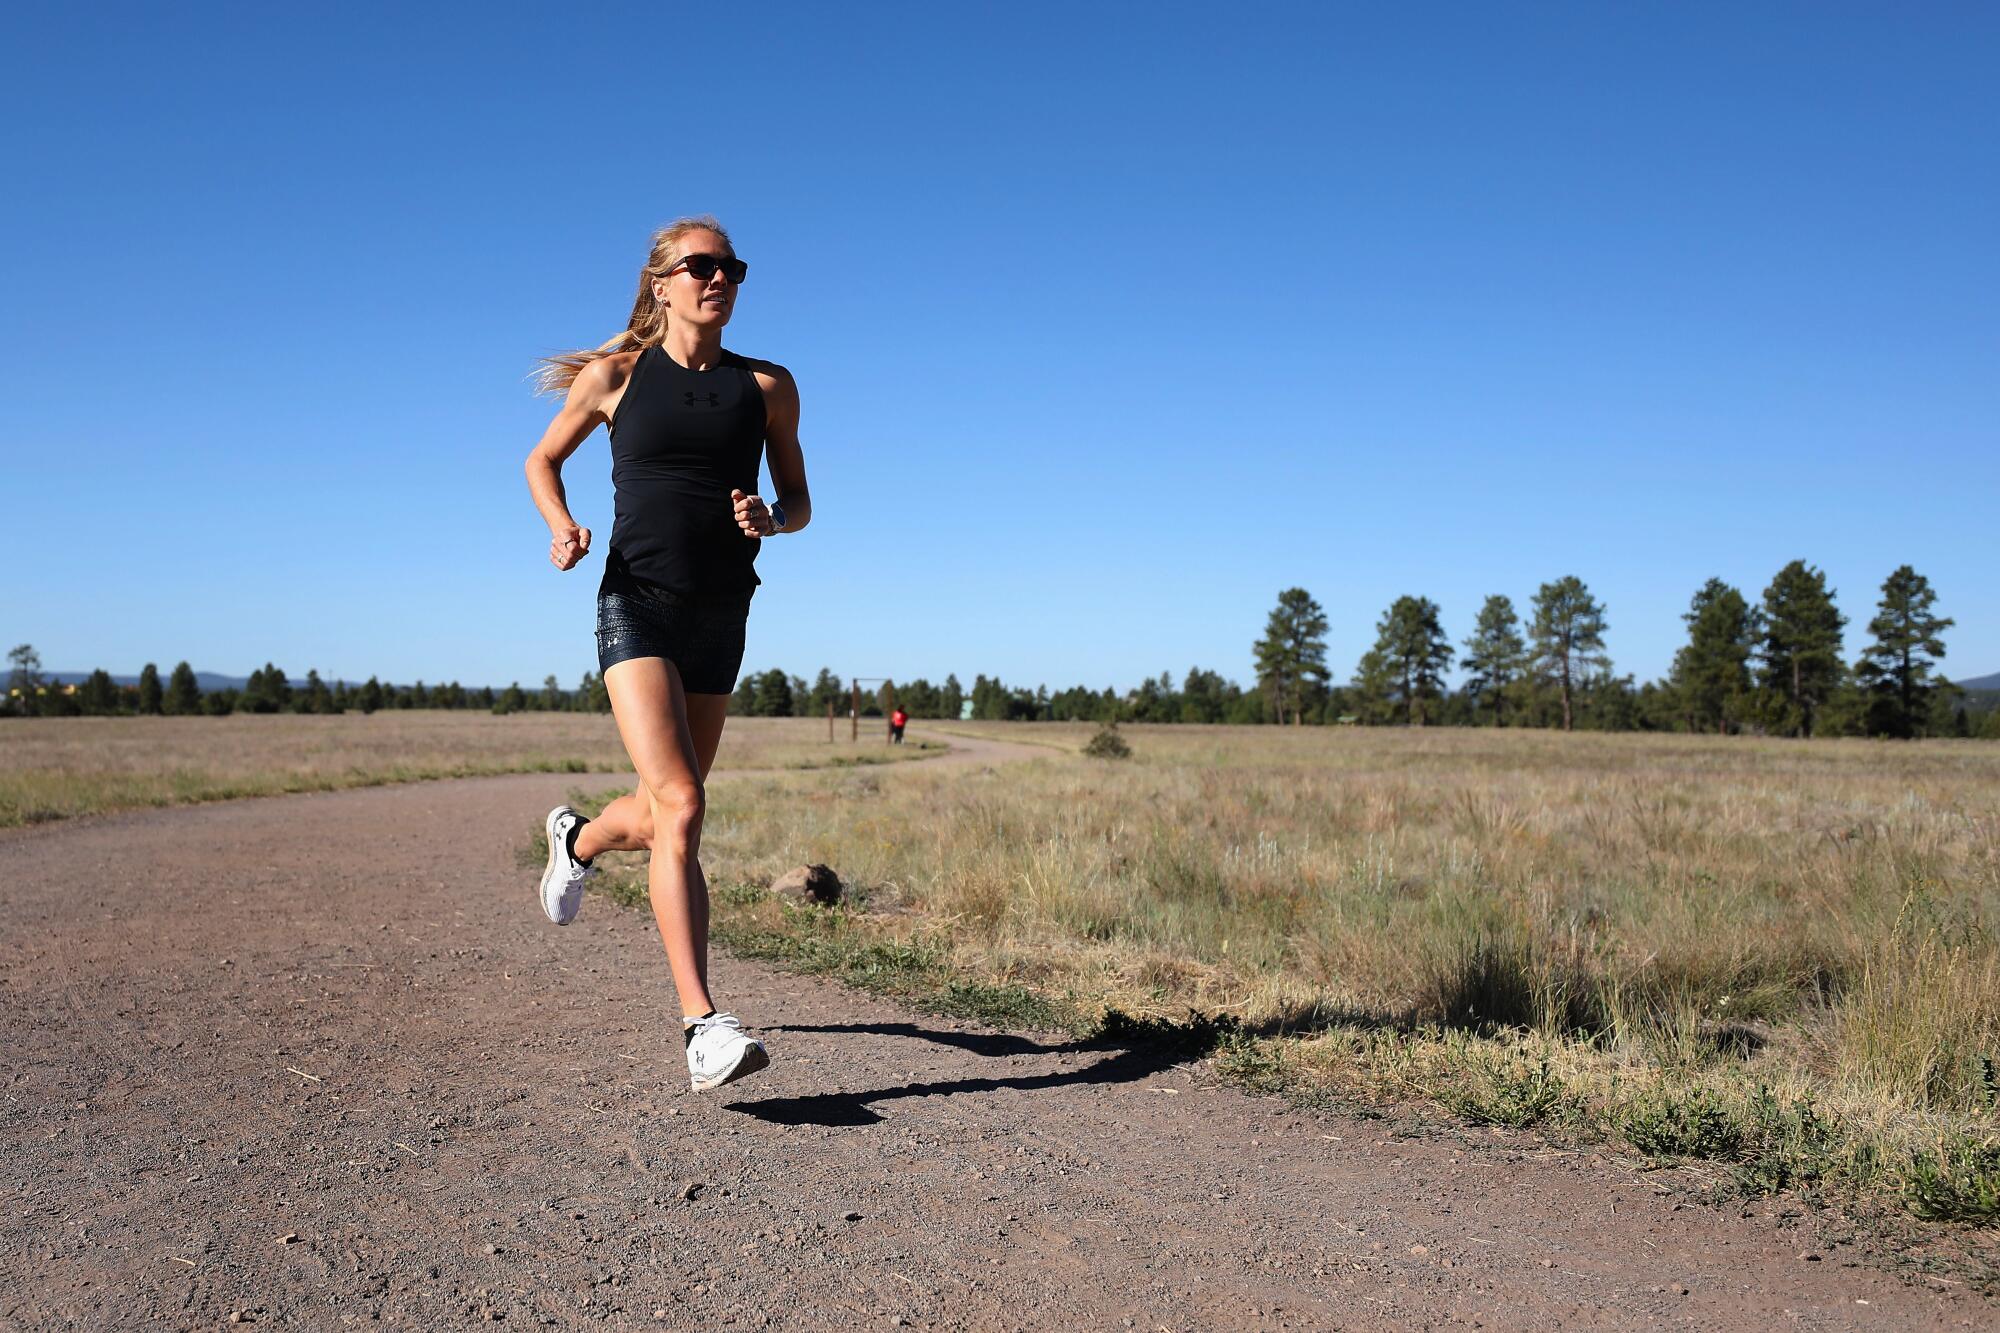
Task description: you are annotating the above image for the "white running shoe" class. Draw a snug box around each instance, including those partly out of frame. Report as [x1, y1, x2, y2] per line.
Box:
[685, 1012, 770, 1092]
[539, 805, 595, 925]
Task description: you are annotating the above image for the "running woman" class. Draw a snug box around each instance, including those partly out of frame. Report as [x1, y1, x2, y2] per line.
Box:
[523, 216, 811, 1092]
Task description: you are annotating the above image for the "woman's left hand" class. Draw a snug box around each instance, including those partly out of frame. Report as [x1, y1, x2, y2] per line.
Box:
[730, 488, 776, 537]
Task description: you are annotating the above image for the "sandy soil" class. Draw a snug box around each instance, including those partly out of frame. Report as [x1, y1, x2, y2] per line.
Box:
[0, 733, 1987, 1329]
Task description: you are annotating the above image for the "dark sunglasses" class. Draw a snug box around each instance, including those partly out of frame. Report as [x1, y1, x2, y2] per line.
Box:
[670, 252, 748, 285]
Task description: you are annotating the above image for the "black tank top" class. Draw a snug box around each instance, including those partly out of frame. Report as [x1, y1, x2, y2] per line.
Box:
[604, 345, 767, 597]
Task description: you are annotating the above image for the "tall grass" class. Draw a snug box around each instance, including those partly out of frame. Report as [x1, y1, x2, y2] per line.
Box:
[658, 723, 2000, 1217]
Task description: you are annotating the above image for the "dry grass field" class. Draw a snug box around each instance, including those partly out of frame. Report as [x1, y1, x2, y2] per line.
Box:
[575, 721, 2000, 1224]
[14, 710, 1997, 1223]
[0, 713, 934, 827]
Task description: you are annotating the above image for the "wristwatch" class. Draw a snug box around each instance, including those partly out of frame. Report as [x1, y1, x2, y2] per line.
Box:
[768, 501, 787, 533]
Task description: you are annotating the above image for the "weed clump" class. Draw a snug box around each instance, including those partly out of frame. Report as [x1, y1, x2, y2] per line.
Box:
[1901, 1135, 2000, 1222]
[1440, 1051, 1574, 1129]
[1621, 1086, 1744, 1160]
[1733, 1087, 1841, 1196]
[1213, 1028, 1292, 1096]
[1082, 724, 1132, 760]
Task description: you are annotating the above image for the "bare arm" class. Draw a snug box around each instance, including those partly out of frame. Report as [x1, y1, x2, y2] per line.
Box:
[731, 363, 812, 537]
[524, 356, 624, 570]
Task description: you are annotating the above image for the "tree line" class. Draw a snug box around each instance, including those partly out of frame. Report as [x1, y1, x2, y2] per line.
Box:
[7, 562, 1987, 738]
[728, 563, 1984, 739]
[2, 649, 618, 718]
[721, 666, 1261, 724]
[1246, 562, 1986, 739]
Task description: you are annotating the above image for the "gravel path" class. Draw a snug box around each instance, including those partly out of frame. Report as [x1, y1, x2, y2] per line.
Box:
[0, 735, 1986, 1329]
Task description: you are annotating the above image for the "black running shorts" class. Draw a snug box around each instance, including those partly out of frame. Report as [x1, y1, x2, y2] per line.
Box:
[594, 569, 753, 695]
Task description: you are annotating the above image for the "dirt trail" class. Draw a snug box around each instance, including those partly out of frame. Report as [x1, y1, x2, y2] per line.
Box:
[0, 731, 1985, 1329]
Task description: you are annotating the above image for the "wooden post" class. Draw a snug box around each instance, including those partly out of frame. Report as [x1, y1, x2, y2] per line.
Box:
[826, 697, 834, 742]
[850, 682, 860, 743]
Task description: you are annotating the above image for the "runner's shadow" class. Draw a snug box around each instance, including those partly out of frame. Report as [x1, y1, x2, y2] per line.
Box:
[725, 1019, 1219, 1128]
[762, 1021, 1078, 1059]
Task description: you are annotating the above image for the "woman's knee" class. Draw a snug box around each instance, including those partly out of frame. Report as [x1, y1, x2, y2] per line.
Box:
[642, 779, 705, 851]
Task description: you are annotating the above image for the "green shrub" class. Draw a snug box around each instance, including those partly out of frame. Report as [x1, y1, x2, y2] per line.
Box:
[1082, 724, 1132, 759]
[1902, 1135, 2000, 1222]
[1441, 1052, 1572, 1128]
[1734, 1086, 1840, 1195]
[1621, 1087, 1744, 1159]
[1214, 1030, 1292, 1096]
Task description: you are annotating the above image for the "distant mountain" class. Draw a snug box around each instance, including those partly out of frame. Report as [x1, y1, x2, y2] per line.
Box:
[49, 669, 249, 692]
[1952, 671, 2000, 692]
[44, 670, 494, 694]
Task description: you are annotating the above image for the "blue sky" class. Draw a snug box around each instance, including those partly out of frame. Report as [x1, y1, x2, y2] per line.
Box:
[3, 2, 1994, 692]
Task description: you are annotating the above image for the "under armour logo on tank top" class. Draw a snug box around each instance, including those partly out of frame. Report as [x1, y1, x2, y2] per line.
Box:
[604, 345, 769, 598]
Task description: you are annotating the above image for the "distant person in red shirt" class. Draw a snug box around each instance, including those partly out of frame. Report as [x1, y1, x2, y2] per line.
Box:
[890, 706, 908, 744]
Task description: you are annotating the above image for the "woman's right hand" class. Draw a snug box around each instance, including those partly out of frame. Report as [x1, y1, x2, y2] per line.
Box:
[550, 523, 592, 571]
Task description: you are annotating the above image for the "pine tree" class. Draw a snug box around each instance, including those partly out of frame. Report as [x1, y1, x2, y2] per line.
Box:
[301, 669, 333, 715]
[758, 669, 796, 717]
[359, 676, 384, 714]
[1669, 579, 1758, 734]
[1126, 672, 1170, 723]
[1586, 672, 1643, 732]
[6, 644, 43, 701]
[797, 667, 839, 718]
[165, 661, 200, 715]
[1348, 647, 1397, 724]
[940, 673, 964, 720]
[1253, 588, 1330, 726]
[970, 674, 1005, 721]
[1461, 595, 1527, 726]
[239, 663, 291, 714]
[79, 669, 118, 714]
[1855, 565, 1953, 738]
[1369, 596, 1454, 725]
[495, 682, 526, 715]
[1758, 560, 1846, 738]
[1528, 577, 1610, 732]
[1179, 667, 1235, 724]
[137, 663, 163, 715]
[897, 678, 935, 718]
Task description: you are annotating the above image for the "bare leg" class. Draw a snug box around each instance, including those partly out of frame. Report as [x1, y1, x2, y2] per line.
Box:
[587, 657, 732, 1018]
[575, 693, 729, 857]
